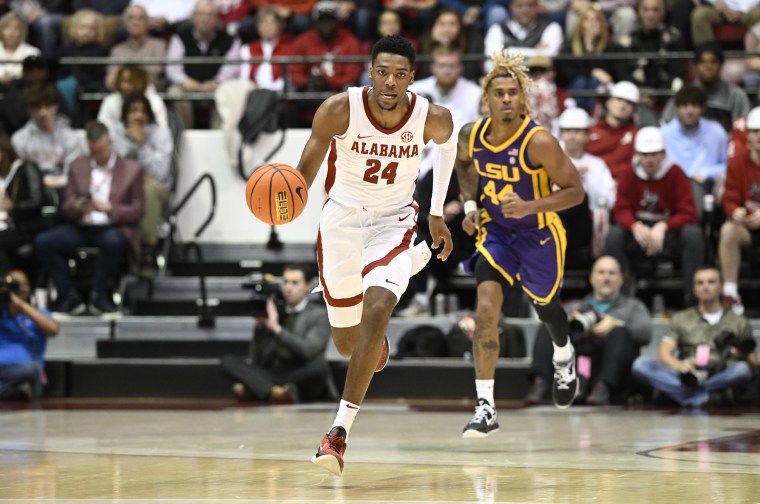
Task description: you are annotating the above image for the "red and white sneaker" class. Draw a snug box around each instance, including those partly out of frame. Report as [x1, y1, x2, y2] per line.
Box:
[375, 336, 390, 372]
[311, 426, 347, 476]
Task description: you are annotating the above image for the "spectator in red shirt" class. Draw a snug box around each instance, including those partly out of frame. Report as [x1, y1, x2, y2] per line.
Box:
[604, 126, 704, 307]
[288, 1, 363, 92]
[718, 106, 760, 316]
[586, 81, 639, 180]
[239, 8, 291, 91]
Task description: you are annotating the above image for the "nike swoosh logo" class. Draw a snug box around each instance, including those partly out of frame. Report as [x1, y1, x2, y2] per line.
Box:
[385, 279, 400, 286]
[295, 186, 305, 205]
[540, 237, 551, 245]
[398, 214, 411, 221]
[346, 404, 360, 409]
[357, 134, 373, 139]
[473, 148, 484, 152]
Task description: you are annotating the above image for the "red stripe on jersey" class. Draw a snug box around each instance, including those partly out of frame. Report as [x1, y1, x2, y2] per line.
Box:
[317, 230, 363, 307]
[362, 86, 418, 134]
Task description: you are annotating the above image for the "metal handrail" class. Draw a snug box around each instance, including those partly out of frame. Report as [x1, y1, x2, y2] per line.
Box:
[169, 172, 217, 239]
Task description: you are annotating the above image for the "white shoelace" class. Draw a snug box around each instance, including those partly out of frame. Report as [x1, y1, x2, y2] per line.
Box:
[471, 400, 495, 423]
[553, 360, 576, 390]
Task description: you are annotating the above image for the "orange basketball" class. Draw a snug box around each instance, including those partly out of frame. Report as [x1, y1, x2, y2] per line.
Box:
[245, 163, 308, 225]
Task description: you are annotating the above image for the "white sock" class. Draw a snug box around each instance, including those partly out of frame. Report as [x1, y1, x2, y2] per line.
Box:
[553, 341, 573, 363]
[723, 282, 739, 298]
[331, 399, 360, 438]
[475, 379, 495, 407]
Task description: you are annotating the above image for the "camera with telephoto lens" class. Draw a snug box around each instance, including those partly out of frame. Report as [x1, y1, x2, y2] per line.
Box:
[679, 331, 757, 388]
[568, 309, 601, 344]
[0, 275, 21, 309]
[244, 272, 283, 316]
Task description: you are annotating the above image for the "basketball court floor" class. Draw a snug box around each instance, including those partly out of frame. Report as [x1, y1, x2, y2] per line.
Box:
[1, 400, 758, 503]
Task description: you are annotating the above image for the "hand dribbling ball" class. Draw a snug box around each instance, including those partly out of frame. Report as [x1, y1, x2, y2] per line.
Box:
[245, 163, 308, 225]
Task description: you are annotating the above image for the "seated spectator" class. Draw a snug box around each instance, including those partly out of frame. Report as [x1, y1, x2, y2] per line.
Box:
[555, 6, 625, 113]
[111, 93, 174, 258]
[56, 9, 110, 95]
[604, 126, 704, 307]
[0, 11, 41, 88]
[250, 0, 318, 37]
[418, 8, 483, 80]
[0, 55, 67, 138]
[34, 121, 144, 316]
[525, 256, 652, 405]
[619, 0, 686, 109]
[98, 65, 168, 133]
[382, 0, 437, 36]
[288, 2, 362, 94]
[128, 0, 195, 38]
[0, 269, 59, 401]
[213, 0, 256, 43]
[437, 0, 509, 30]
[557, 107, 616, 259]
[632, 266, 756, 407]
[359, 9, 407, 85]
[11, 83, 86, 190]
[483, 0, 563, 72]
[0, 139, 52, 278]
[565, 0, 637, 43]
[66, 0, 131, 47]
[661, 85, 727, 217]
[661, 43, 750, 133]
[690, 0, 760, 47]
[166, 0, 241, 129]
[105, 4, 168, 91]
[238, 7, 291, 92]
[221, 263, 333, 403]
[717, 106, 760, 316]
[586, 81, 640, 180]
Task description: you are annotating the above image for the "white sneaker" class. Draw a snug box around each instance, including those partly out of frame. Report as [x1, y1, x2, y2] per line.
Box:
[398, 297, 431, 318]
[408, 241, 432, 276]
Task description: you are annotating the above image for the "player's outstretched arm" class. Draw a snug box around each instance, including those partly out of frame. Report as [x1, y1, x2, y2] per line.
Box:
[295, 93, 350, 189]
[453, 122, 480, 236]
[424, 103, 455, 261]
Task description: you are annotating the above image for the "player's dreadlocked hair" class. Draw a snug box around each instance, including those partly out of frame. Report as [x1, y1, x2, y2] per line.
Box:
[482, 50, 534, 114]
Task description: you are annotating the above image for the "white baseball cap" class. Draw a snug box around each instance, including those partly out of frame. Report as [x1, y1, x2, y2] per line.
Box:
[609, 81, 640, 105]
[558, 107, 591, 129]
[747, 106, 760, 130]
[634, 126, 665, 153]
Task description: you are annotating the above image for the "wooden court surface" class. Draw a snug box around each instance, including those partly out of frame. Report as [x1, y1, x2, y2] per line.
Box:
[1, 400, 759, 503]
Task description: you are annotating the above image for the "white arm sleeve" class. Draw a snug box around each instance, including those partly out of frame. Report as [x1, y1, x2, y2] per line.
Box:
[430, 130, 457, 217]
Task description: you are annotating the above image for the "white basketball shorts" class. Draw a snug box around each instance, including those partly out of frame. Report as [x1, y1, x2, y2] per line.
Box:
[315, 199, 420, 328]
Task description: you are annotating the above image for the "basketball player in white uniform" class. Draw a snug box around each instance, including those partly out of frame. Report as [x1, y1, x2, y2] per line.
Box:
[295, 35, 457, 476]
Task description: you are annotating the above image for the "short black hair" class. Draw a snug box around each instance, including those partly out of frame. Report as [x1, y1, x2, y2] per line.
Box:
[121, 93, 156, 125]
[284, 263, 316, 283]
[694, 41, 724, 64]
[674, 84, 707, 107]
[371, 35, 416, 67]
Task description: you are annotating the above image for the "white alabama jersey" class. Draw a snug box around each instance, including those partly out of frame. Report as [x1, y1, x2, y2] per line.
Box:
[324, 86, 429, 210]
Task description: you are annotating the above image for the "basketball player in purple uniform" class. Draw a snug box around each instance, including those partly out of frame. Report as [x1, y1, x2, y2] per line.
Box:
[454, 51, 585, 437]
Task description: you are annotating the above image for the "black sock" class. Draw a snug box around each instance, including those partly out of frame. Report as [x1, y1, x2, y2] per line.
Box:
[532, 298, 569, 347]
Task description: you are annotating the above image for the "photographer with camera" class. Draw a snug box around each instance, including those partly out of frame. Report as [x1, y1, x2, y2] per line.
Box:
[525, 256, 652, 405]
[0, 269, 59, 401]
[220, 263, 334, 403]
[632, 266, 757, 407]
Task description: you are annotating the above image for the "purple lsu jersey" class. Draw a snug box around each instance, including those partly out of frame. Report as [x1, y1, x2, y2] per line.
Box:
[468, 115, 559, 230]
[466, 115, 567, 302]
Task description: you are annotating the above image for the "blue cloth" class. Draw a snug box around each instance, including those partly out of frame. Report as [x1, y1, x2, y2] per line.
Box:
[590, 299, 615, 314]
[661, 117, 728, 180]
[0, 308, 50, 367]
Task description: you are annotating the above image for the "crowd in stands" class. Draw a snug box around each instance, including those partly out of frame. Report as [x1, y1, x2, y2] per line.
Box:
[0, 0, 758, 403]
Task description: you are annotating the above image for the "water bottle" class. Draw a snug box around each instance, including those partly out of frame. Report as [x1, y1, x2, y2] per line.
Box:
[434, 293, 447, 316]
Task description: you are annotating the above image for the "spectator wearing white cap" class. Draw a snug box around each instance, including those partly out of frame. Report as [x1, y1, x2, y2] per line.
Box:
[604, 126, 704, 307]
[586, 81, 639, 180]
[717, 106, 760, 316]
[558, 107, 617, 259]
[661, 84, 728, 218]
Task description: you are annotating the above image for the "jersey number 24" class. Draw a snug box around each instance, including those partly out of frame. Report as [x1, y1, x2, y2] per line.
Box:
[363, 160, 398, 184]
